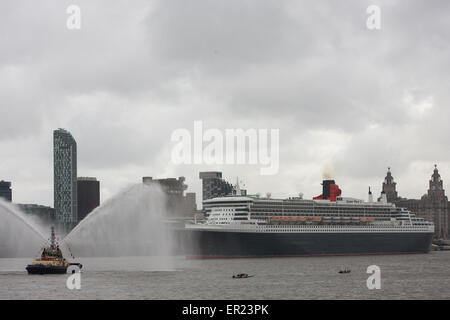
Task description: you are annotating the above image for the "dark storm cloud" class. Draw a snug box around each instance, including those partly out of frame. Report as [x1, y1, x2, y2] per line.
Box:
[1, 0, 449, 204]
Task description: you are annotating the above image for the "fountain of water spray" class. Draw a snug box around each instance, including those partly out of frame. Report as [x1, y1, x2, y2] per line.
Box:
[63, 183, 175, 269]
[0, 198, 48, 257]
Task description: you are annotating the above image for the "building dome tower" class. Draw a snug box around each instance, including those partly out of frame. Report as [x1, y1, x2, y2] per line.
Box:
[421, 165, 448, 239]
[428, 165, 444, 196]
[382, 167, 398, 203]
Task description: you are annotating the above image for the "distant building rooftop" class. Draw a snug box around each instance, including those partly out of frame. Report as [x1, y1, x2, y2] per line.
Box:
[199, 172, 223, 179]
[78, 177, 98, 181]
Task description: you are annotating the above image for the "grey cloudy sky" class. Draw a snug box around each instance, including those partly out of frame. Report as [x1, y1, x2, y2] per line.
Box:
[1, 0, 450, 207]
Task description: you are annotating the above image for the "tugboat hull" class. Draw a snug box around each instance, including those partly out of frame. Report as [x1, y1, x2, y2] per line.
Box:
[26, 264, 68, 275]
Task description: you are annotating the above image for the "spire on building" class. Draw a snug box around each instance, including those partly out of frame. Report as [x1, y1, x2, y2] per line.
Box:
[432, 164, 441, 183]
[428, 164, 444, 195]
[368, 186, 373, 203]
[235, 177, 241, 195]
[382, 167, 398, 202]
[422, 164, 449, 239]
[384, 167, 394, 184]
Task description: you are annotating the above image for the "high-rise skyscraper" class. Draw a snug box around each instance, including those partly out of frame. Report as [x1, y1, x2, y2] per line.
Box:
[0, 180, 12, 202]
[77, 177, 100, 222]
[53, 129, 77, 230]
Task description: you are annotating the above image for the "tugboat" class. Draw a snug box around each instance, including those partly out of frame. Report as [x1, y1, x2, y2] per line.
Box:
[26, 227, 82, 275]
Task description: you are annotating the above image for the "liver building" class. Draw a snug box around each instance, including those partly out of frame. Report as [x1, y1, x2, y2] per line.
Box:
[382, 166, 449, 239]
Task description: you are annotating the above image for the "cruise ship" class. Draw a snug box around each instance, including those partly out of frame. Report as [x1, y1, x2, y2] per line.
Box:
[184, 180, 434, 258]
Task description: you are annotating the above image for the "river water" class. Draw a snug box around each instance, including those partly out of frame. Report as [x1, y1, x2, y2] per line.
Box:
[1, 252, 449, 299]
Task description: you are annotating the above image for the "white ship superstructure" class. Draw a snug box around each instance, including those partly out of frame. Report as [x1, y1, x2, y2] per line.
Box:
[188, 195, 434, 233]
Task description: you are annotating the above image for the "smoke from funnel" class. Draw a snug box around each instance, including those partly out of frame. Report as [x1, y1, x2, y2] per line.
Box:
[323, 161, 335, 180]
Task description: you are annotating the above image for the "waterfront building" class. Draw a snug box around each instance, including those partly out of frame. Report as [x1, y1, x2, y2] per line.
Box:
[142, 176, 197, 216]
[381, 168, 398, 203]
[77, 177, 100, 222]
[199, 171, 233, 201]
[16, 204, 56, 225]
[381, 166, 449, 239]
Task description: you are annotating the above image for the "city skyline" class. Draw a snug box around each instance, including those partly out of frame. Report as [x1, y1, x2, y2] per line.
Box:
[1, 127, 449, 209]
[4, 131, 448, 238]
[2, 128, 447, 208]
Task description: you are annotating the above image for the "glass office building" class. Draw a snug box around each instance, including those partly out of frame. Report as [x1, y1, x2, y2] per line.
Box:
[53, 129, 77, 228]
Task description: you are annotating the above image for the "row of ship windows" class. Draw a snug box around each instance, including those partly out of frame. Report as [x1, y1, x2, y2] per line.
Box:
[250, 209, 391, 214]
[235, 225, 430, 230]
[249, 213, 395, 218]
[206, 201, 396, 210]
[211, 212, 247, 216]
[209, 212, 248, 218]
[207, 208, 408, 216]
[210, 228, 433, 233]
[252, 205, 391, 210]
[214, 209, 249, 212]
[238, 229, 432, 233]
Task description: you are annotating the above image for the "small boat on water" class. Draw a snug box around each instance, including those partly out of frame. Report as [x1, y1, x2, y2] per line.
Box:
[232, 273, 254, 279]
[26, 227, 82, 275]
[338, 269, 351, 274]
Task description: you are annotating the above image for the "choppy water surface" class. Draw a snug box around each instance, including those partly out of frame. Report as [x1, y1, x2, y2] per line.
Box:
[1, 252, 449, 299]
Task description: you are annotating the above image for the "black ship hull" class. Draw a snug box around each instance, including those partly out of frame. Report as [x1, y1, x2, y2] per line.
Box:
[184, 229, 434, 258]
[26, 264, 68, 274]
